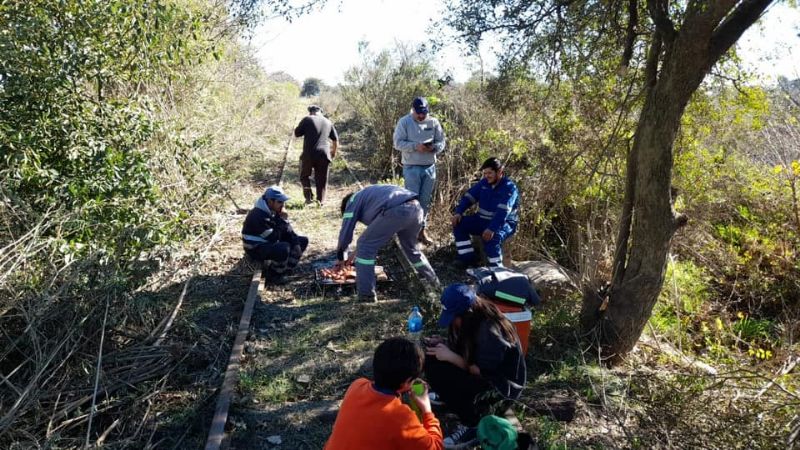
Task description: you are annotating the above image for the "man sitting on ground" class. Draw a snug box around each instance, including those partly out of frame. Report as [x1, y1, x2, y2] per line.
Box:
[325, 337, 444, 450]
[241, 186, 308, 283]
[452, 157, 520, 268]
[336, 184, 439, 303]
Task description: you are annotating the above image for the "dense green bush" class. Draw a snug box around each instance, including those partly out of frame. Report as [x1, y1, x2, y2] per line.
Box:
[340, 42, 440, 175]
[0, 0, 303, 444]
[1, 0, 211, 267]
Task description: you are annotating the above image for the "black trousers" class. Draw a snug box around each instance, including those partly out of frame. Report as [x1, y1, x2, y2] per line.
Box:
[299, 156, 330, 203]
[245, 235, 308, 273]
[424, 355, 507, 426]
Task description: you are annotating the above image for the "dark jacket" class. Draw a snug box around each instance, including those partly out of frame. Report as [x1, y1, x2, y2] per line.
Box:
[473, 321, 525, 400]
[294, 114, 338, 161]
[241, 197, 293, 250]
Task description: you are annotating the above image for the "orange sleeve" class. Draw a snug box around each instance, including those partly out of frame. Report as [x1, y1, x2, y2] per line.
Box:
[420, 412, 445, 450]
[325, 379, 444, 450]
[395, 410, 444, 450]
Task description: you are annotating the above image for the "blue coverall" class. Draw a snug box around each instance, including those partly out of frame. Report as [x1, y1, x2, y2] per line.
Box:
[453, 177, 520, 267]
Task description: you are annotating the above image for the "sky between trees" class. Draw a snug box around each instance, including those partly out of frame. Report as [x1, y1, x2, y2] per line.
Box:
[249, 0, 800, 85]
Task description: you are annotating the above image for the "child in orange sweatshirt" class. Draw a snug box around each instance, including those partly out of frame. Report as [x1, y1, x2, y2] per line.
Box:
[325, 337, 444, 450]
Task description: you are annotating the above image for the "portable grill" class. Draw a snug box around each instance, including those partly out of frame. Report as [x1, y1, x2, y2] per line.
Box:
[314, 265, 391, 286]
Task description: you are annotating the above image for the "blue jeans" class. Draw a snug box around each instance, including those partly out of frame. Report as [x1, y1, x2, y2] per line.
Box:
[403, 164, 436, 225]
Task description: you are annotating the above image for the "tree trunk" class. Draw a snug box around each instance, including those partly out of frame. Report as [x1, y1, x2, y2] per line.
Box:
[578, 0, 775, 360]
[599, 118, 675, 354]
[580, 25, 714, 359]
[580, 89, 683, 358]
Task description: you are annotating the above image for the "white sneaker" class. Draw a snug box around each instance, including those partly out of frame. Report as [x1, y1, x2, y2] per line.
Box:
[443, 424, 477, 448]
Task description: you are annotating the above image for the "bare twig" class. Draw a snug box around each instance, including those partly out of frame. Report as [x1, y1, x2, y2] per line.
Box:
[150, 222, 223, 346]
[751, 357, 800, 400]
[86, 296, 111, 447]
[95, 418, 121, 446]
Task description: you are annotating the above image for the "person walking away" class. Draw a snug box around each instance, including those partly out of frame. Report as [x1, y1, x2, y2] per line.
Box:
[423, 284, 525, 448]
[241, 186, 309, 283]
[452, 157, 519, 268]
[393, 96, 446, 245]
[325, 337, 444, 450]
[295, 105, 339, 205]
[336, 184, 439, 303]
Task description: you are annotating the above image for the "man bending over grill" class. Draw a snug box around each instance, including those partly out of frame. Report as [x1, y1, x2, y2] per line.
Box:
[336, 184, 439, 303]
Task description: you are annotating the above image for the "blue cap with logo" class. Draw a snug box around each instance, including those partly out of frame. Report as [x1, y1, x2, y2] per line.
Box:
[412, 96, 429, 114]
[438, 283, 476, 327]
[263, 185, 290, 202]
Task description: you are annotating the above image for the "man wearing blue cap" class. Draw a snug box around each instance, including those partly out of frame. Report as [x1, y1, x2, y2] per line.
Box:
[393, 96, 446, 246]
[241, 185, 308, 283]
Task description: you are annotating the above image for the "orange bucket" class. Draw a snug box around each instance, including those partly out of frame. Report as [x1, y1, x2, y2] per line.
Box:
[490, 300, 532, 355]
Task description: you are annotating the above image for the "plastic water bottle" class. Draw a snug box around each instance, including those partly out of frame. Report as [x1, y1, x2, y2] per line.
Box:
[407, 306, 423, 342]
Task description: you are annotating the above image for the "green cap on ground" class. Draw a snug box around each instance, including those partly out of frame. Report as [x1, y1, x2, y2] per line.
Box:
[477, 415, 518, 450]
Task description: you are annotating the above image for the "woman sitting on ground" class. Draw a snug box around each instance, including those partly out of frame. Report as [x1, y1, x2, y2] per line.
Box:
[424, 283, 526, 447]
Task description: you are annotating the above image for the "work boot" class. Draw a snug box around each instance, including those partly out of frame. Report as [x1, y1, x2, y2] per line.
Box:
[417, 228, 433, 246]
[357, 292, 378, 303]
[263, 269, 288, 285]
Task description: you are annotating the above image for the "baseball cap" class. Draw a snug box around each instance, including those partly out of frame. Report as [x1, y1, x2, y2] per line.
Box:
[412, 97, 429, 114]
[438, 283, 476, 327]
[263, 185, 290, 202]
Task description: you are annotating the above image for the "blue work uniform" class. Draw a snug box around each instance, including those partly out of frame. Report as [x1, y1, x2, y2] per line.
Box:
[242, 197, 308, 274]
[453, 177, 520, 267]
[337, 185, 438, 296]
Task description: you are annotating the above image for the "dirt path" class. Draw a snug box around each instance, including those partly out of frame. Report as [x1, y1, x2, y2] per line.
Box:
[152, 129, 557, 449]
[216, 131, 434, 448]
[207, 135, 506, 448]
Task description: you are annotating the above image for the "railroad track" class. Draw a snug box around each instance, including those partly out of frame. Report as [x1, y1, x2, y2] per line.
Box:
[275, 116, 297, 188]
[204, 121, 296, 450]
[204, 138, 439, 449]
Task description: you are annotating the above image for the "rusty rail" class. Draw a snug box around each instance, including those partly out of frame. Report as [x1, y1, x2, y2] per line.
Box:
[205, 110, 298, 448]
[276, 114, 298, 188]
[204, 269, 261, 450]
